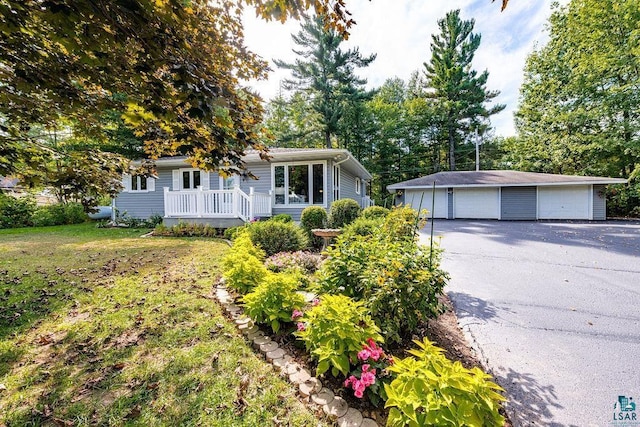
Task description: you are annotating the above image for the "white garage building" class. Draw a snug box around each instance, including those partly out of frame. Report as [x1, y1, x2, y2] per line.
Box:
[387, 171, 626, 220]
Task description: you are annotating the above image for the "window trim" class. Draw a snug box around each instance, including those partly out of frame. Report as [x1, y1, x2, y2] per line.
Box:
[355, 177, 361, 195]
[219, 174, 239, 190]
[271, 160, 327, 208]
[173, 168, 210, 191]
[123, 174, 155, 193]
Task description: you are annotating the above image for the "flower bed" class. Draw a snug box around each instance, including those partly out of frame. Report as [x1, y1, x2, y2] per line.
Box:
[221, 207, 507, 426]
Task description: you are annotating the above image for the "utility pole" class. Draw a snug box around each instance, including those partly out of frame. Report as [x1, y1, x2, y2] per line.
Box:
[475, 130, 482, 171]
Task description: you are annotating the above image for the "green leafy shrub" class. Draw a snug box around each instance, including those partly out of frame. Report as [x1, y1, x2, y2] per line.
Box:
[300, 206, 328, 249]
[295, 294, 382, 377]
[270, 213, 293, 223]
[31, 202, 87, 227]
[117, 212, 164, 229]
[328, 198, 361, 228]
[247, 220, 308, 256]
[344, 339, 395, 407]
[607, 167, 640, 217]
[381, 205, 425, 242]
[265, 251, 324, 274]
[154, 221, 220, 237]
[223, 225, 245, 240]
[342, 217, 383, 238]
[221, 231, 267, 293]
[0, 194, 36, 228]
[317, 233, 447, 344]
[385, 338, 506, 427]
[361, 206, 389, 219]
[242, 272, 306, 333]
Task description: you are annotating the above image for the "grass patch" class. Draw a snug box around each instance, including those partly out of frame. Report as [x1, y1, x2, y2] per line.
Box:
[0, 223, 326, 426]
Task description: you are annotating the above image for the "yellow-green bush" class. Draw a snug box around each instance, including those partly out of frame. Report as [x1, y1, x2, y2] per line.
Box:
[221, 231, 267, 293]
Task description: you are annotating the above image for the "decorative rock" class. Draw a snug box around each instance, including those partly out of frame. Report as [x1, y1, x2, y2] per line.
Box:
[226, 304, 241, 313]
[311, 387, 334, 406]
[242, 325, 259, 336]
[284, 362, 300, 375]
[289, 368, 311, 384]
[299, 377, 322, 397]
[272, 354, 293, 370]
[266, 347, 286, 362]
[246, 330, 264, 341]
[238, 322, 254, 332]
[338, 408, 364, 427]
[324, 396, 349, 419]
[360, 418, 378, 427]
[252, 336, 271, 350]
[259, 341, 279, 354]
[235, 317, 251, 326]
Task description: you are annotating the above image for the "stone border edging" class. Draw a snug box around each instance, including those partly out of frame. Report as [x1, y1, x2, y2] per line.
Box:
[214, 281, 382, 427]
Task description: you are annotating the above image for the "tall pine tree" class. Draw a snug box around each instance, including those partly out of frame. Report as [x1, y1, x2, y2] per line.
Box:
[423, 9, 504, 171]
[275, 16, 375, 148]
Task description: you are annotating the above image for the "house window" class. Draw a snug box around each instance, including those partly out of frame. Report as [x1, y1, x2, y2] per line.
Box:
[273, 162, 326, 206]
[123, 174, 155, 193]
[182, 170, 201, 190]
[220, 175, 238, 190]
[355, 177, 361, 195]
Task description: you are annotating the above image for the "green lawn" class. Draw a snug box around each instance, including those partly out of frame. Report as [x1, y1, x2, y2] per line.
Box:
[0, 224, 327, 426]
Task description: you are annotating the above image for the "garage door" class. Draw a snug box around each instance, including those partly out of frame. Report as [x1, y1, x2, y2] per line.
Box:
[538, 186, 590, 219]
[405, 189, 447, 218]
[501, 186, 537, 220]
[454, 188, 499, 219]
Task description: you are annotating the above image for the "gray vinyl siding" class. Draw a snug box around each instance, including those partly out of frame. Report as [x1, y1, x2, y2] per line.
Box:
[592, 184, 606, 220]
[447, 188, 454, 219]
[241, 163, 271, 195]
[115, 166, 172, 219]
[339, 167, 365, 206]
[500, 186, 537, 220]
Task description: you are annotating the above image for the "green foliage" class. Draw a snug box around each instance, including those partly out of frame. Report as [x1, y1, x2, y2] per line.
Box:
[153, 221, 219, 237]
[295, 294, 382, 377]
[300, 206, 328, 249]
[317, 220, 447, 344]
[381, 205, 425, 242]
[361, 206, 390, 219]
[423, 9, 504, 171]
[342, 217, 383, 238]
[270, 213, 293, 223]
[223, 225, 245, 240]
[0, 195, 36, 229]
[606, 166, 640, 217]
[31, 203, 87, 227]
[221, 231, 267, 293]
[328, 198, 361, 228]
[242, 272, 306, 333]
[264, 251, 323, 275]
[385, 338, 505, 427]
[247, 220, 308, 257]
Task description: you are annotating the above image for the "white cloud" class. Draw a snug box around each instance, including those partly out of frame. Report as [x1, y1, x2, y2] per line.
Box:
[242, 0, 562, 137]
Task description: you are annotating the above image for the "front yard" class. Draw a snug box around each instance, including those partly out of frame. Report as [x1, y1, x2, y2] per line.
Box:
[0, 224, 327, 426]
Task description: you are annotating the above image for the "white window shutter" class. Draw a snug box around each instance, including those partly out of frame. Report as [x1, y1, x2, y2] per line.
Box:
[201, 171, 210, 190]
[172, 170, 180, 190]
[147, 177, 155, 192]
[122, 174, 131, 192]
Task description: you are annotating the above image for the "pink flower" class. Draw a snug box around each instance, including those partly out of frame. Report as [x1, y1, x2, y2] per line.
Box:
[354, 388, 364, 398]
[357, 348, 371, 361]
[312, 298, 320, 306]
[296, 322, 306, 331]
[344, 375, 355, 387]
[361, 364, 370, 373]
[291, 309, 303, 320]
[361, 371, 376, 387]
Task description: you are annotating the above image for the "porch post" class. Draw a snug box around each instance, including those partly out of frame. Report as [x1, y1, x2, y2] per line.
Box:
[249, 187, 255, 221]
[163, 187, 170, 217]
[196, 186, 203, 217]
[268, 190, 273, 217]
[233, 185, 239, 218]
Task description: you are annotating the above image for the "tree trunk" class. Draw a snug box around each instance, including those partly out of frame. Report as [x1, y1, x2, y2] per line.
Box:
[324, 129, 331, 149]
[448, 124, 456, 171]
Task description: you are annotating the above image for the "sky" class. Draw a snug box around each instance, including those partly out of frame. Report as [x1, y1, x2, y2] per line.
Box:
[242, 0, 565, 137]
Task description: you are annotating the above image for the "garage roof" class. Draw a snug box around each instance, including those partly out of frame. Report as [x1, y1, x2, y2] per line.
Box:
[387, 170, 627, 190]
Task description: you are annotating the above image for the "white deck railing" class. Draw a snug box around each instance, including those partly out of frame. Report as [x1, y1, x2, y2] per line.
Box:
[164, 186, 272, 221]
[361, 196, 375, 208]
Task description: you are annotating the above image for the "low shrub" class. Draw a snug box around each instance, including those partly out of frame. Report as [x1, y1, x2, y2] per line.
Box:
[117, 212, 163, 229]
[270, 213, 293, 223]
[361, 206, 390, 220]
[328, 198, 361, 228]
[242, 271, 306, 333]
[31, 203, 87, 227]
[385, 338, 505, 427]
[264, 251, 324, 275]
[223, 225, 245, 240]
[300, 206, 328, 249]
[342, 217, 383, 238]
[295, 294, 382, 377]
[221, 231, 267, 293]
[154, 221, 219, 237]
[381, 205, 426, 242]
[0, 194, 36, 228]
[247, 220, 308, 256]
[317, 233, 447, 344]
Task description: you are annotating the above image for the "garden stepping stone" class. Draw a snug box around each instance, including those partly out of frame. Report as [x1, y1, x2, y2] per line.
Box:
[272, 354, 292, 369]
[324, 396, 348, 419]
[242, 325, 259, 336]
[284, 362, 300, 375]
[311, 387, 334, 406]
[266, 347, 285, 362]
[252, 336, 271, 350]
[246, 330, 264, 341]
[235, 317, 251, 326]
[360, 418, 378, 427]
[338, 408, 364, 427]
[289, 368, 311, 384]
[298, 377, 322, 397]
[259, 341, 279, 354]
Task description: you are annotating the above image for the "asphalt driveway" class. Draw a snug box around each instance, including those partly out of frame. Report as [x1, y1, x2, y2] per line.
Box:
[420, 220, 640, 427]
